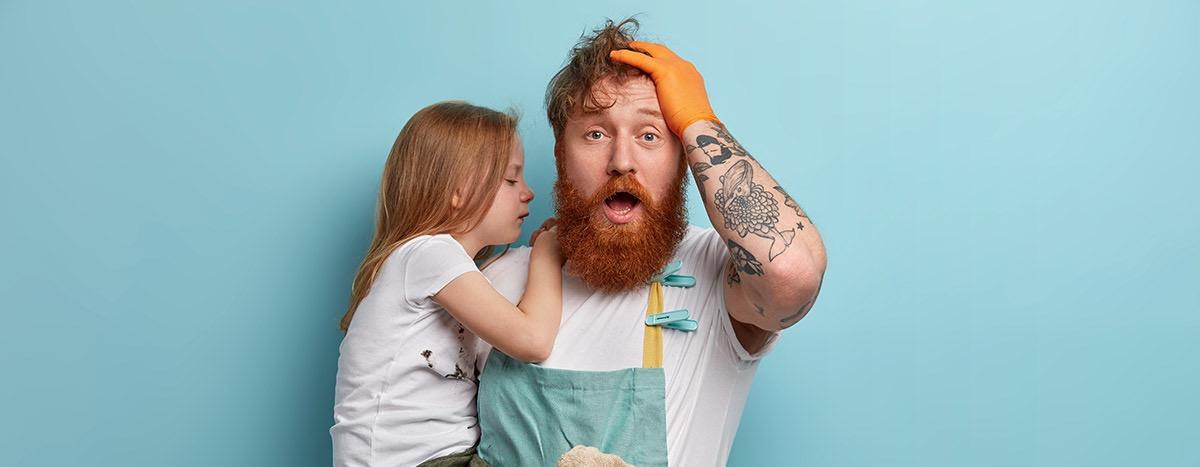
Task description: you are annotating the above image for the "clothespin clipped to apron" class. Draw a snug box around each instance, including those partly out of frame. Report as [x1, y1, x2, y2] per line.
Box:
[649, 260, 697, 289]
[643, 260, 699, 369]
[646, 309, 699, 331]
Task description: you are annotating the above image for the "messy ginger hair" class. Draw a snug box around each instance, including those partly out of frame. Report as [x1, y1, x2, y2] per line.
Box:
[545, 17, 647, 139]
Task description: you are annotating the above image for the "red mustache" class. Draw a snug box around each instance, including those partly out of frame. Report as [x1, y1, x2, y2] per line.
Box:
[591, 174, 654, 207]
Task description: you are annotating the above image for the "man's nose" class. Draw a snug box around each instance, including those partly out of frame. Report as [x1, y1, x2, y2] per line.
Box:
[606, 137, 637, 177]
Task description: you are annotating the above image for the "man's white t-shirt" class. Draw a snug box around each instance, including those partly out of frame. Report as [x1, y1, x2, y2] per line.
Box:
[481, 225, 780, 467]
[331, 234, 487, 467]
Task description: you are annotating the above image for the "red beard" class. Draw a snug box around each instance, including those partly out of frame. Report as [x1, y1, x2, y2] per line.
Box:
[553, 170, 689, 292]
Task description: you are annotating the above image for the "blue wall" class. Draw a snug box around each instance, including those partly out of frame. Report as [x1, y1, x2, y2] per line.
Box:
[2, 1, 1197, 465]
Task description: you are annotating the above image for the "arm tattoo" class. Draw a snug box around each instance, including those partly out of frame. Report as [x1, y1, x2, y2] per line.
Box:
[691, 135, 734, 165]
[687, 122, 751, 166]
[693, 123, 821, 325]
[726, 262, 740, 285]
[691, 162, 711, 197]
[726, 239, 764, 286]
[715, 160, 796, 261]
[712, 123, 753, 161]
[773, 185, 810, 230]
[779, 299, 812, 327]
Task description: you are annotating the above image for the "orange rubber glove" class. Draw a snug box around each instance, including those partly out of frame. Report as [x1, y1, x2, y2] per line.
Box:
[609, 41, 721, 136]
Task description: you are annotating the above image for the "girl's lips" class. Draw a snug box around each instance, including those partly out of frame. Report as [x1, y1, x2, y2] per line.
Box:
[602, 202, 641, 224]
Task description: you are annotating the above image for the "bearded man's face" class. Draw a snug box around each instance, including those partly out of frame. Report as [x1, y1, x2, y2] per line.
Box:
[553, 75, 689, 292]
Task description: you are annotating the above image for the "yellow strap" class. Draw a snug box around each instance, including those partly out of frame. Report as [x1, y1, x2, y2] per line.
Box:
[642, 281, 665, 369]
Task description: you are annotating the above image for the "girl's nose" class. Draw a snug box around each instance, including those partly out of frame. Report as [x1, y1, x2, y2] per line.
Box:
[521, 186, 535, 203]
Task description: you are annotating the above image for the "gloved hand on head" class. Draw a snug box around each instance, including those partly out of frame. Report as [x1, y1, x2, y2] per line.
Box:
[610, 41, 721, 136]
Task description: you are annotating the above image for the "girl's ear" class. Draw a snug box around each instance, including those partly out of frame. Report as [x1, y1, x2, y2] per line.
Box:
[450, 189, 463, 209]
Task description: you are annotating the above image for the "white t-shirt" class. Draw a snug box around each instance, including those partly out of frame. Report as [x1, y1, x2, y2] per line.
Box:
[331, 234, 487, 467]
[481, 225, 780, 467]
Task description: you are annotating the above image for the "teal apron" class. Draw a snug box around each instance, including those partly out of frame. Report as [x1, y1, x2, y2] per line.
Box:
[473, 262, 697, 466]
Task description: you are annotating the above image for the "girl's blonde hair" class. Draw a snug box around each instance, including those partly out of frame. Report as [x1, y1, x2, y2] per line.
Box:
[341, 101, 519, 331]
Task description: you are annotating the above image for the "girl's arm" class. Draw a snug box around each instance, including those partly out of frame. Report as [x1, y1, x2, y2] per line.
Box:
[433, 229, 564, 363]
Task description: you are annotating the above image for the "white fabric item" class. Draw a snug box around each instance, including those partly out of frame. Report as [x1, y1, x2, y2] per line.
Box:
[481, 225, 780, 467]
[331, 234, 487, 467]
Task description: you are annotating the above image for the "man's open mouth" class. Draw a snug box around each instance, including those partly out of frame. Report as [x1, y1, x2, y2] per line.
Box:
[603, 191, 642, 224]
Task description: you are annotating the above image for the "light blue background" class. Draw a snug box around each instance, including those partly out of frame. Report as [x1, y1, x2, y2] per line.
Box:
[2, 1, 1197, 466]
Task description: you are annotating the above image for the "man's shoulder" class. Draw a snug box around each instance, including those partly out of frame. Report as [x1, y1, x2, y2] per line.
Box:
[676, 225, 726, 269]
[681, 224, 720, 247]
[479, 246, 531, 303]
[481, 245, 531, 275]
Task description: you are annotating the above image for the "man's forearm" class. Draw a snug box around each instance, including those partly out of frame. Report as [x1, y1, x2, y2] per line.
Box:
[605, 39, 827, 329]
[682, 120, 827, 328]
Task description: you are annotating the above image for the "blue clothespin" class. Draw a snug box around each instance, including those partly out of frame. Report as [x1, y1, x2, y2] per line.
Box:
[646, 309, 690, 326]
[661, 274, 696, 288]
[663, 319, 698, 332]
[646, 261, 698, 332]
[651, 260, 695, 289]
[651, 260, 684, 282]
[646, 310, 697, 332]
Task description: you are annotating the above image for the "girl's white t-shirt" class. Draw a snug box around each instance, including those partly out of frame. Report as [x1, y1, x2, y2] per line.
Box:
[331, 234, 486, 467]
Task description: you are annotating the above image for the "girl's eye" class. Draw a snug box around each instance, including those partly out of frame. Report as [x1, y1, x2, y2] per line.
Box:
[641, 133, 658, 142]
[505, 179, 518, 186]
[587, 130, 604, 140]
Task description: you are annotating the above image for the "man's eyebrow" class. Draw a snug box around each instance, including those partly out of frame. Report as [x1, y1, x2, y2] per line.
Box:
[637, 107, 664, 119]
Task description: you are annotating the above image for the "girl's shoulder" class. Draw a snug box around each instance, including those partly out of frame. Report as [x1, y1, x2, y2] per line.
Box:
[376, 234, 479, 306]
[377, 234, 474, 281]
[387, 234, 468, 263]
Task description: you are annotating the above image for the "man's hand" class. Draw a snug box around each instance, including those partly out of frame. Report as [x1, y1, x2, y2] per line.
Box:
[609, 41, 720, 136]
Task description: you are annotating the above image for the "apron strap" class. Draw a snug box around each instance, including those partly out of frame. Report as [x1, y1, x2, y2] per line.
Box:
[642, 281, 665, 369]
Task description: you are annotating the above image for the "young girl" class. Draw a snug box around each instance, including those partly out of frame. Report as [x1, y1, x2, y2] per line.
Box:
[331, 101, 564, 466]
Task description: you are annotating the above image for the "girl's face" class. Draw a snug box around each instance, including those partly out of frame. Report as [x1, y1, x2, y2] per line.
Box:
[474, 137, 534, 245]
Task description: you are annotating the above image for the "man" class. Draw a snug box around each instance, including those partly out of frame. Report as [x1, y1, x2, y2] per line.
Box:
[474, 19, 826, 466]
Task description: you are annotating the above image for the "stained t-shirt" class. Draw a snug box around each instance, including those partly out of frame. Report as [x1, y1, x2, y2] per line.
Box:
[331, 234, 486, 467]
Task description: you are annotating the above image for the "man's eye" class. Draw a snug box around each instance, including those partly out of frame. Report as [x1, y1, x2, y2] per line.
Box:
[587, 130, 604, 140]
[641, 133, 658, 142]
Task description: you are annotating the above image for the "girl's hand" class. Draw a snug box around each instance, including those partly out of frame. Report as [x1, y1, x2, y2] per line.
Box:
[530, 218, 564, 264]
[530, 217, 558, 247]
